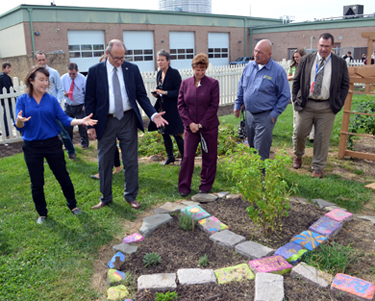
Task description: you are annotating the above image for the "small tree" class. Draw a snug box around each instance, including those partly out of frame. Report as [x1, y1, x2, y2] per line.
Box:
[225, 145, 296, 234]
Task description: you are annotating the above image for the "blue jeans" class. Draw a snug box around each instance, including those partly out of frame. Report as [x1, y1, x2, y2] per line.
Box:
[56, 119, 75, 156]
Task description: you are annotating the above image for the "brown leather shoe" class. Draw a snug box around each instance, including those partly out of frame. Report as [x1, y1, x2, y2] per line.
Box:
[311, 170, 323, 178]
[129, 200, 141, 209]
[293, 157, 302, 169]
[91, 201, 111, 210]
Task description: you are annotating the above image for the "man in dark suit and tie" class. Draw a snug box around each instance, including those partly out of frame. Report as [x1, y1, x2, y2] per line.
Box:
[85, 39, 167, 210]
[292, 33, 350, 178]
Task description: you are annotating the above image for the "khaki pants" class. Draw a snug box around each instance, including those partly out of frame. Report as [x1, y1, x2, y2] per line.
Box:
[293, 100, 336, 171]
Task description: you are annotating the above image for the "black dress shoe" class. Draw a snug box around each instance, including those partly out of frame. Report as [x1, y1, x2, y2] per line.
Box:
[180, 192, 189, 197]
[90, 175, 99, 180]
[129, 200, 141, 209]
[199, 190, 209, 193]
[91, 201, 111, 210]
[163, 157, 175, 165]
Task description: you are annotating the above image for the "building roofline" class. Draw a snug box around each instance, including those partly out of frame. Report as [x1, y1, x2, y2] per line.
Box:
[0, 4, 281, 22]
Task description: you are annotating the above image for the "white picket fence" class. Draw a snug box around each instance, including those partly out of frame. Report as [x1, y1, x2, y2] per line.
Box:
[1, 61, 292, 144]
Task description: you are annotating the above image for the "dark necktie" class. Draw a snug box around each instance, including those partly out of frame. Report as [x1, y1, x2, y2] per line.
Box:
[113, 67, 124, 120]
[312, 58, 325, 98]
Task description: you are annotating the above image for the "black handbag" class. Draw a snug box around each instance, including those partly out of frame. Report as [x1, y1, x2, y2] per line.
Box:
[238, 109, 246, 141]
[200, 129, 208, 153]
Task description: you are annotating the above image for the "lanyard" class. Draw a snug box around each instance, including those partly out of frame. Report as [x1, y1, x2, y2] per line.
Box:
[314, 54, 331, 82]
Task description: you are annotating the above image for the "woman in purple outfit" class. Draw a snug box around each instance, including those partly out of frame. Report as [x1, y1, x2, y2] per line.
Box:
[177, 53, 220, 196]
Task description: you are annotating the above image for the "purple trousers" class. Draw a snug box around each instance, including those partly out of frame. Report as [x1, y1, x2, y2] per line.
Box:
[178, 127, 218, 194]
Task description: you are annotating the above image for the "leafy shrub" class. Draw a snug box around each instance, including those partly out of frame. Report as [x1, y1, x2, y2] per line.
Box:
[199, 254, 209, 267]
[347, 96, 375, 150]
[224, 145, 297, 234]
[178, 213, 196, 231]
[155, 291, 178, 301]
[143, 252, 161, 268]
[138, 126, 239, 157]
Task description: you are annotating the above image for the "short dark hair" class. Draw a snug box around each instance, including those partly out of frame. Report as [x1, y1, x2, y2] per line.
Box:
[34, 51, 46, 60]
[347, 51, 352, 55]
[25, 66, 50, 97]
[318, 33, 334, 45]
[67, 62, 78, 71]
[157, 49, 170, 61]
[2, 62, 11, 70]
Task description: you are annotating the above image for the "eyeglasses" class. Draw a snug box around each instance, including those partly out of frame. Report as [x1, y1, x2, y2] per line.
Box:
[108, 52, 125, 62]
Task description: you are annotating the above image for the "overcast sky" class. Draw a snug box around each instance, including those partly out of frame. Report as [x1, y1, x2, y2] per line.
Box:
[1, 0, 374, 22]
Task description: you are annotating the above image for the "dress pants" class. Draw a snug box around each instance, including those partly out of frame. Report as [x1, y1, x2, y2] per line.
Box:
[245, 110, 276, 160]
[178, 127, 218, 194]
[22, 136, 77, 216]
[64, 104, 89, 147]
[293, 100, 336, 171]
[97, 110, 138, 204]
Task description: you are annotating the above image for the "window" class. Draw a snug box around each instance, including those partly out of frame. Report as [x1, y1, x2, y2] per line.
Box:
[208, 48, 228, 59]
[125, 49, 154, 62]
[68, 43, 104, 59]
[170, 48, 194, 60]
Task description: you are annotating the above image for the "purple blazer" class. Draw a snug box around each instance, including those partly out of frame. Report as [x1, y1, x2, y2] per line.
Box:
[177, 75, 220, 130]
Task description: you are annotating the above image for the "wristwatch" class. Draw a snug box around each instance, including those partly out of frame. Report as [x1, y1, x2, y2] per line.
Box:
[165, 91, 168, 96]
[198, 124, 202, 129]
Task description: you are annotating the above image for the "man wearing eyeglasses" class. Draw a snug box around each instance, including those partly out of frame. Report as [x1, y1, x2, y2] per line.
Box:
[85, 39, 168, 210]
[292, 33, 349, 178]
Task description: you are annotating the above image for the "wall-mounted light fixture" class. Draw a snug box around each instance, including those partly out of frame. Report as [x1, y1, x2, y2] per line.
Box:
[56, 28, 60, 32]
[161, 40, 164, 43]
[34, 32, 40, 36]
[238, 40, 242, 43]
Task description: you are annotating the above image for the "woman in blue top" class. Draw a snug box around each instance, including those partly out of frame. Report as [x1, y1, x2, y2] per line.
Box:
[15, 66, 97, 224]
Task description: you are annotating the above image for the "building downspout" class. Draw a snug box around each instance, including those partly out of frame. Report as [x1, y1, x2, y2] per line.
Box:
[243, 17, 247, 57]
[28, 8, 36, 54]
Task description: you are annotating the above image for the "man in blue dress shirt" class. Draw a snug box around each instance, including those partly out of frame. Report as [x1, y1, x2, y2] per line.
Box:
[234, 39, 290, 160]
[34, 51, 76, 159]
[61, 63, 88, 149]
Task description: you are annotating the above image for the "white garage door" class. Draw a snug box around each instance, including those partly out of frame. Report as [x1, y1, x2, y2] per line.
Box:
[208, 33, 229, 67]
[123, 31, 154, 73]
[68, 30, 105, 73]
[169, 32, 195, 70]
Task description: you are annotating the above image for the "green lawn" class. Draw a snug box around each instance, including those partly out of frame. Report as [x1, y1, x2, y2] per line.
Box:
[0, 94, 374, 300]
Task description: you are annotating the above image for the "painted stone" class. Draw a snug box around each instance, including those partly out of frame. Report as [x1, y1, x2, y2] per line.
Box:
[216, 191, 230, 198]
[108, 252, 125, 269]
[331, 273, 375, 300]
[123, 233, 144, 244]
[249, 255, 293, 275]
[107, 285, 129, 300]
[198, 216, 229, 235]
[107, 269, 126, 286]
[325, 209, 353, 224]
[308, 216, 343, 238]
[181, 205, 210, 221]
[214, 263, 254, 284]
[290, 230, 327, 251]
[274, 242, 308, 265]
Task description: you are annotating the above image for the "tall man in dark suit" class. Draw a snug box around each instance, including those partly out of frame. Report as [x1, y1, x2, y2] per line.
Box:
[85, 39, 167, 210]
[0, 62, 13, 138]
[292, 33, 350, 178]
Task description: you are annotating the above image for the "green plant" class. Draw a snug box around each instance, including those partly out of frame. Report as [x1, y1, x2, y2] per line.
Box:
[303, 241, 363, 274]
[178, 213, 196, 231]
[155, 291, 178, 301]
[199, 254, 209, 267]
[347, 95, 375, 150]
[225, 145, 297, 233]
[143, 252, 162, 268]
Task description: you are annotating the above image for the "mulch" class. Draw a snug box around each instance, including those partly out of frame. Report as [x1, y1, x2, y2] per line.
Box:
[123, 197, 374, 301]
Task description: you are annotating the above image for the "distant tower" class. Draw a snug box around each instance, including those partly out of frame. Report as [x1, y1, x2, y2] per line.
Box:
[158, 0, 212, 14]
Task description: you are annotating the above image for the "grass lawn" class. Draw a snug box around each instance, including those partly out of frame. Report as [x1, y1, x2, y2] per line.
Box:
[0, 94, 374, 300]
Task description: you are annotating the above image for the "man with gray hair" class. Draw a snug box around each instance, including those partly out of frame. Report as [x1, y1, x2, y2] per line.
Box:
[234, 39, 290, 160]
[85, 39, 168, 210]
